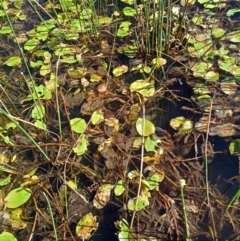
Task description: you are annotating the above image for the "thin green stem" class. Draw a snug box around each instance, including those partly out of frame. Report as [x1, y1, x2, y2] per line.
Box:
[43, 192, 58, 241]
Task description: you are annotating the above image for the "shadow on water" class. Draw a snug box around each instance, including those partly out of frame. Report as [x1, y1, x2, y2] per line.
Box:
[157, 78, 240, 240]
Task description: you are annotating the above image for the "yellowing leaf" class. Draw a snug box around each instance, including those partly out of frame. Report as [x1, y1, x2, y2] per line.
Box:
[143, 153, 160, 163]
[130, 78, 155, 97]
[91, 110, 104, 125]
[136, 118, 155, 136]
[76, 213, 98, 239]
[70, 118, 87, 133]
[4, 187, 31, 209]
[113, 65, 128, 77]
[93, 184, 114, 209]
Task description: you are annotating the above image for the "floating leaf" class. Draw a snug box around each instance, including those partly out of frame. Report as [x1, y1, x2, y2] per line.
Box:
[0, 165, 18, 174]
[212, 28, 225, 38]
[121, 0, 134, 4]
[193, 84, 211, 95]
[117, 21, 131, 37]
[219, 57, 235, 72]
[10, 208, 27, 230]
[127, 170, 139, 179]
[90, 73, 102, 82]
[118, 219, 135, 241]
[93, 184, 114, 209]
[144, 136, 158, 152]
[70, 118, 87, 133]
[114, 180, 126, 196]
[4, 187, 31, 208]
[205, 71, 219, 82]
[0, 232, 17, 241]
[136, 118, 155, 136]
[113, 65, 128, 77]
[34, 120, 46, 130]
[152, 57, 167, 68]
[143, 66, 151, 73]
[123, 7, 136, 17]
[226, 30, 240, 43]
[227, 8, 240, 16]
[192, 62, 210, 78]
[24, 39, 39, 51]
[179, 120, 193, 134]
[73, 134, 88, 155]
[230, 65, 240, 79]
[132, 137, 142, 148]
[170, 116, 185, 130]
[127, 195, 149, 211]
[147, 172, 164, 190]
[221, 78, 237, 96]
[229, 139, 240, 155]
[0, 26, 12, 34]
[30, 60, 43, 68]
[76, 213, 98, 240]
[91, 110, 104, 125]
[31, 104, 45, 120]
[0, 175, 11, 186]
[130, 78, 155, 97]
[143, 153, 161, 163]
[5, 56, 21, 67]
[40, 64, 51, 76]
[68, 68, 87, 78]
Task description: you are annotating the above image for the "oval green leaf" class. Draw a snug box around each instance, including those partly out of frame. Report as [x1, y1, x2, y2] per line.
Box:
[127, 195, 149, 211]
[5, 56, 22, 67]
[144, 136, 158, 152]
[114, 180, 126, 196]
[73, 134, 88, 155]
[229, 139, 240, 155]
[24, 39, 40, 51]
[70, 118, 87, 133]
[136, 118, 155, 136]
[123, 7, 137, 17]
[4, 187, 31, 209]
[130, 78, 155, 97]
[0, 232, 17, 241]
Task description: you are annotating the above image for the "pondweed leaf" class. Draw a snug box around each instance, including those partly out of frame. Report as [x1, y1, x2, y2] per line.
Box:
[70, 118, 87, 133]
[5, 56, 21, 67]
[170, 116, 185, 130]
[4, 187, 31, 209]
[91, 110, 104, 125]
[144, 136, 158, 152]
[113, 65, 128, 77]
[127, 195, 149, 211]
[136, 118, 155, 136]
[229, 139, 240, 155]
[31, 104, 45, 120]
[123, 7, 136, 17]
[0, 232, 17, 241]
[76, 213, 98, 240]
[73, 134, 88, 155]
[118, 219, 135, 241]
[114, 180, 126, 196]
[93, 184, 114, 209]
[130, 78, 155, 97]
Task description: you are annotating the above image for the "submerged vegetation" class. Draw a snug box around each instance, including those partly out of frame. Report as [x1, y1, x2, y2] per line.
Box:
[0, 0, 240, 240]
